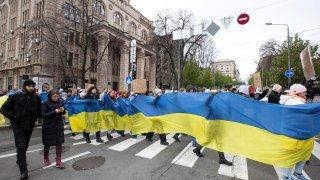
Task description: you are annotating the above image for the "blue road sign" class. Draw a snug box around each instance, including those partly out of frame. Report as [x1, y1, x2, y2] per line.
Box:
[125, 76, 132, 85]
[285, 70, 294, 78]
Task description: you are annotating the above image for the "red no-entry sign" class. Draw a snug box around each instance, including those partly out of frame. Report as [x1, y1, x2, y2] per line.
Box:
[237, 13, 250, 25]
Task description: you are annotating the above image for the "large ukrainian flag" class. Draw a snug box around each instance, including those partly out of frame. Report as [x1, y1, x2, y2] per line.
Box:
[0, 91, 22, 125]
[66, 92, 320, 168]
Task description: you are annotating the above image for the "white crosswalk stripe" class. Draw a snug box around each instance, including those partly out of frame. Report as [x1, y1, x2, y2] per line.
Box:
[136, 134, 175, 159]
[171, 142, 203, 168]
[109, 135, 144, 151]
[63, 130, 319, 180]
[218, 154, 248, 180]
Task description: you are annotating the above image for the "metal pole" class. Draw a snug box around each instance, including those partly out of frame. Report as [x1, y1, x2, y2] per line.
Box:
[287, 25, 291, 89]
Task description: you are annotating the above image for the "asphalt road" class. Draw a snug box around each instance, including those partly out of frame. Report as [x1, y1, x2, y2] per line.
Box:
[0, 129, 319, 180]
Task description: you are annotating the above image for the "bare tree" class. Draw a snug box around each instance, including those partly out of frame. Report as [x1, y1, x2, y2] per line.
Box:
[154, 9, 207, 88]
[191, 37, 217, 69]
[259, 39, 282, 57]
[26, 0, 111, 88]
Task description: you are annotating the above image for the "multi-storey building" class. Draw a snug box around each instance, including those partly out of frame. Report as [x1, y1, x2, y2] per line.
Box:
[211, 59, 240, 81]
[0, 0, 156, 92]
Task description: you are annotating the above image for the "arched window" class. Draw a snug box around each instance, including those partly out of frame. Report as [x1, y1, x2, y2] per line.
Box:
[10, 0, 17, 13]
[130, 22, 137, 34]
[113, 12, 122, 26]
[93, 0, 105, 16]
[142, 30, 147, 41]
[1, 5, 8, 19]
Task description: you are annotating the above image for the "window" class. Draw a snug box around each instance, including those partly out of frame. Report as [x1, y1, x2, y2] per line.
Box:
[75, 32, 80, 44]
[1, 5, 8, 20]
[36, 0, 45, 18]
[10, 0, 18, 14]
[10, 18, 16, 30]
[23, 0, 29, 4]
[1, 23, 7, 34]
[63, 3, 70, 18]
[91, 59, 97, 72]
[69, 31, 74, 44]
[67, 52, 73, 67]
[63, 28, 69, 41]
[142, 30, 147, 41]
[22, 10, 30, 24]
[93, 0, 105, 15]
[113, 12, 122, 26]
[74, 53, 79, 68]
[130, 22, 137, 34]
[63, 3, 81, 22]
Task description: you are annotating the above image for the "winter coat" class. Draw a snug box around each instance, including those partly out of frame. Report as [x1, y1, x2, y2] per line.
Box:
[279, 94, 306, 105]
[41, 99, 66, 146]
[268, 90, 281, 104]
[0, 91, 41, 129]
[84, 93, 100, 100]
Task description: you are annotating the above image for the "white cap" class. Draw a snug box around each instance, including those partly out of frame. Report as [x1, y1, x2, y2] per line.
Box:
[289, 84, 307, 94]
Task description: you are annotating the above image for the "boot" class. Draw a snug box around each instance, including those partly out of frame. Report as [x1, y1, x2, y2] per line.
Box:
[218, 152, 233, 166]
[107, 133, 113, 141]
[193, 147, 203, 157]
[55, 157, 65, 169]
[55, 146, 64, 169]
[43, 146, 51, 166]
[85, 133, 91, 143]
[117, 131, 125, 137]
[20, 171, 28, 180]
[160, 141, 169, 145]
[96, 131, 104, 143]
[173, 134, 180, 142]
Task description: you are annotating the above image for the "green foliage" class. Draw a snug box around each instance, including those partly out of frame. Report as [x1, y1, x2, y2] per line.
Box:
[263, 34, 319, 89]
[182, 60, 237, 88]
[182, 60, 201, 87]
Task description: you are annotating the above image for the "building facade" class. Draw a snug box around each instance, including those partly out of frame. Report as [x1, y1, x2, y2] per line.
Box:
[0, 0, 156, 92]
[211, 59, 240, 81]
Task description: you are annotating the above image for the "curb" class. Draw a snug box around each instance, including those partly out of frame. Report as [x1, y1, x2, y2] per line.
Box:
[0, 124, 11, 130]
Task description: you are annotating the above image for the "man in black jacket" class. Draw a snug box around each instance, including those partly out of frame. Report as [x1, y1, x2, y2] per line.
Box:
[0, 79, 41, 180]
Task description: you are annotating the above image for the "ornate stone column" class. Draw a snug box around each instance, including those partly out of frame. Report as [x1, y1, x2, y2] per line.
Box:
[96, 31, 110, 90]
[137, 49, 145, 79]
[119, 43, 130, 91]
[148, 55, 156, 92]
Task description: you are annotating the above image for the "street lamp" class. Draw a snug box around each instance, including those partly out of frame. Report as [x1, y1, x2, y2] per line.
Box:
[265, 22, 291, 89]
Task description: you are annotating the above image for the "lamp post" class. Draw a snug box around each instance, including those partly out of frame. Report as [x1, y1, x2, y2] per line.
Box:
[265, 23, 291, 89]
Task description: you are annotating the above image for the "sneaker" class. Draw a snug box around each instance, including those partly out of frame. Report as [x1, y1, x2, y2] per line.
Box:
[293, 172, 309, 180]
[130, 138, 137, 142]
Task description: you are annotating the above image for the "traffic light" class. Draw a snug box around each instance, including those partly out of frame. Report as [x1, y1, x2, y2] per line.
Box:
[132, 71, 137, 80]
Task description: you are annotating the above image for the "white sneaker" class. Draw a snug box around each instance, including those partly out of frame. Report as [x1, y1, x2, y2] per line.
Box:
[130, 138, 137, 142]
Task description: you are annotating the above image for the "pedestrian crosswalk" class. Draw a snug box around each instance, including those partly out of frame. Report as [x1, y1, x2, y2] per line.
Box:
[63, 129, 320, 180]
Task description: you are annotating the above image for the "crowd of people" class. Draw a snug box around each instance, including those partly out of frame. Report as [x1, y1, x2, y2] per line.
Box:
[0, 78, 317, 180]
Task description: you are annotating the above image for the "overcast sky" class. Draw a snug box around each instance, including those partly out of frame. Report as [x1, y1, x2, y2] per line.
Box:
[131, 0, 320, 81]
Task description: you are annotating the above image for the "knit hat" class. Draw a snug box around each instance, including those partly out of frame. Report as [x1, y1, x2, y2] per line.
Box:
[289, 84, 307, 95]
[272, 84, 282, 93]
[23, 79, 36, 87]
[155, 89, 162, 96]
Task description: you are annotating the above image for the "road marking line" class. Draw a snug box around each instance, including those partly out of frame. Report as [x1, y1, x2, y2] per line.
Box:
[312, 140, 320, 160]
[273, 166, 311, 180]
[43, 151, 91, 169]
[73, 131, 127, 146]
[218, 154, 248, 180]
[171, 142, 203, 168]
[136, 134, 175, 159]
[64, 130, 72, 135]
[109, 135, 144, 151]
[0, 149, 42, 159]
